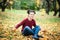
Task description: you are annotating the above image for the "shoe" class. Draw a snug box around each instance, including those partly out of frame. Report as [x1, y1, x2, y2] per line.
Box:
[32, 34, 38, 39]
[37, 35, 44, 38]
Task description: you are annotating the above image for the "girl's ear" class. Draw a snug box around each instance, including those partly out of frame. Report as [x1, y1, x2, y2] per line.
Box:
[27, 9, 30, 14]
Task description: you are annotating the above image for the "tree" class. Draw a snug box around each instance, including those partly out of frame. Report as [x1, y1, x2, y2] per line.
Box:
[0, 0, 8, 12]
[12, 0, 40, 10]
[53, 0, 60, 17]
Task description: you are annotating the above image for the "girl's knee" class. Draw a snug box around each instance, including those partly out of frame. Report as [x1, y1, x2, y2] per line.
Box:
[25, 26, 31, 30]
[35, 25, 41, 30]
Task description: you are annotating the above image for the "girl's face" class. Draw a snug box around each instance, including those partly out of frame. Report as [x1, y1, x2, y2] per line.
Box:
[28, 12, 35, 19]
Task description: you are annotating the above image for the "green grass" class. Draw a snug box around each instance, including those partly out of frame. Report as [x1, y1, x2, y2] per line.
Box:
[1, 9, 60, 23]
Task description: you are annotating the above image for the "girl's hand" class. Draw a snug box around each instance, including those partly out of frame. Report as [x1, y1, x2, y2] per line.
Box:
[12, 27, 16, 32]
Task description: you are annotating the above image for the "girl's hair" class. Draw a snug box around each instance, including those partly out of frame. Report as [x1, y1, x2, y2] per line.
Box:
[27, 10, 36, 14]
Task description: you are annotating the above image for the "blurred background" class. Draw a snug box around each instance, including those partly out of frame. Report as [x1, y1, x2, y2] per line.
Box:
[0, 0, 60, 40]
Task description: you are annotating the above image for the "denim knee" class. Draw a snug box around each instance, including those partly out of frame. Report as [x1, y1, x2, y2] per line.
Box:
[24, 26, 30, 30]
[35, 25, 41, 30]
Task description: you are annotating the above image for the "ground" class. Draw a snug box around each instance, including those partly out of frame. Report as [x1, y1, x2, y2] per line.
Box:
[0, 9, 60, 40]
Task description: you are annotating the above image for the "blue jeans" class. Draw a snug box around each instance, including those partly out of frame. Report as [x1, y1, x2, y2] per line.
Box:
[22, 25, 41, 36]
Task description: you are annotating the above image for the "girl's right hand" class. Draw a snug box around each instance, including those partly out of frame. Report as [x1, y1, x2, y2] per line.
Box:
[12, 27, 16, 32]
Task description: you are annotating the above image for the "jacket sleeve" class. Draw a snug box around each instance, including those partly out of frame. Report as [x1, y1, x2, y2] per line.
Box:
[15, 19, 25, 29]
